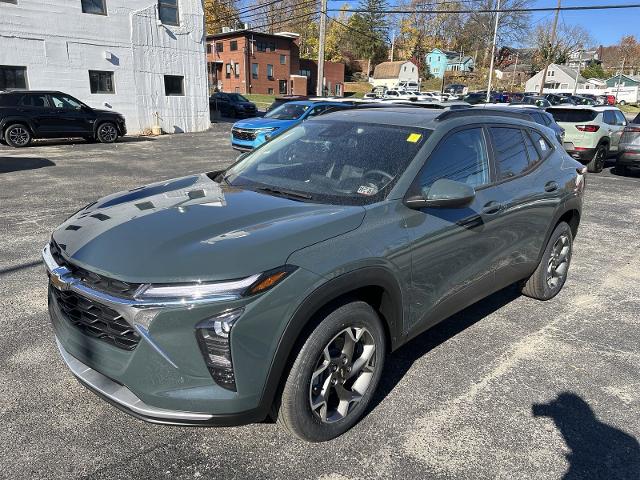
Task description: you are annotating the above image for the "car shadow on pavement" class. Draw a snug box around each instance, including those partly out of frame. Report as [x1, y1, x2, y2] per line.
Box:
[532, 392, 640, 480]
[0, 156, 55, 173]
[369, 283, 522, 412]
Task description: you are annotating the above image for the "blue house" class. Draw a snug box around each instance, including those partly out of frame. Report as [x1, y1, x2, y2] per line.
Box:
[426, 48, 475, 78]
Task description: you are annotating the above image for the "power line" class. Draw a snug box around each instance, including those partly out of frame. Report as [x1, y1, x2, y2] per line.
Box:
[326, 3, 640, 14]
[243, 10, 321, 32]
[325, 13, 389, 43]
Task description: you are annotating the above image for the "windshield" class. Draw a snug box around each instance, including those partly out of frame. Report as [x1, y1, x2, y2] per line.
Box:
[228, 93, 249, 102]
[265, 103, 309, 120]
[221, 120, 431, 205]
[548, 108, 598, 123]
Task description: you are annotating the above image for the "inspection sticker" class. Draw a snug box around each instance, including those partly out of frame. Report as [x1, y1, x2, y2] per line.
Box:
[357, 185, 378, 196]
[406, 133, 422, 143]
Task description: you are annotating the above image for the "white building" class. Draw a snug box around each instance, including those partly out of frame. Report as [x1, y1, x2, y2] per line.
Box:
[371, 61, 419, 89]
[0, 0, 209, 134]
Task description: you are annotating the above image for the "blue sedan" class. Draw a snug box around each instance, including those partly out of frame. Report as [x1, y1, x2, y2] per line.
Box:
[230, 100, 349, 151]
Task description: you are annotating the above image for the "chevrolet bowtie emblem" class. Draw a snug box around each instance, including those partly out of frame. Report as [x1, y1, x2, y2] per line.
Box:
[50, 272, 68, 291]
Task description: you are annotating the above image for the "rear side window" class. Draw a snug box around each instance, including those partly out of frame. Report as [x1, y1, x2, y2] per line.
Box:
[548, 108, 597, 123]
[20, 94, 49, 107]
[603, 110, 616, 125]
[418, 127, 490, 190]
[490, 127, 529, 180]
[0, 94, 19, 107]
[523, 132, 540, 166]
[530, 131, 552, 153]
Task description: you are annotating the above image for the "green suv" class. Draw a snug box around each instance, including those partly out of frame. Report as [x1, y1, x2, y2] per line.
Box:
[44, 107, 585, 441]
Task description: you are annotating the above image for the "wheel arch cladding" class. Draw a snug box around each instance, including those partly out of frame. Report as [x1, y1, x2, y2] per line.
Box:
[261, 267, 404, 412]
[557, 209, 580, 238]
[3, 119, 34, 136]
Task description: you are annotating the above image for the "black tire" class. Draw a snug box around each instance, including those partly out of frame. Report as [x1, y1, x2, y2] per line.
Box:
[96, 122, 119, 144]
[4, 123, 32, 148]
[276, 301, 386, 442]
[521, 222, 573, 301]
[616, 164, 628, 176]
[587, 143, 607, 173]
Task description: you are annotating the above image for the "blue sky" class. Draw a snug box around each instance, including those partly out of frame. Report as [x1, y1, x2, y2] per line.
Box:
[531, 0, 640, 46]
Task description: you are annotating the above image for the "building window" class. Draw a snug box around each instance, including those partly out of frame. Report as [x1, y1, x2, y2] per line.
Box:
[0, 65, 27, 90]
[268, 88, 274, 95]
[81, 0, 107, 15]
[206, 43, 212, 54]
[89, 70, 115, 94]
[280, 54, 286, 65]
[158, 0, 179, 26]
[230, 41, 238, 51]
[225, 63, 231, 79]
[267, 64, 273, 80]
[234, 63, 240, 77]
[216, 42, 223, 52]
[252, 63, 258, 79]
[164, 75, 184, 96]
[279, 79, 287, 94]
[548, 70, 554, 77]
[256, 41, 276, 52]
[299, 69, 311, 77]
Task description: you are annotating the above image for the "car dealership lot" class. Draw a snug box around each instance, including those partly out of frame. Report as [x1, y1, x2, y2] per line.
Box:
[1, 128, 639, 479]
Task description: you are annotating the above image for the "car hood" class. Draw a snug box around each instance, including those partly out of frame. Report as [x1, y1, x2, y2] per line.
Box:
[52, 174, 365, 283]
[92, 108, 122, 116]
[235, 102, 256, 108]
[233, 117, 297, 130]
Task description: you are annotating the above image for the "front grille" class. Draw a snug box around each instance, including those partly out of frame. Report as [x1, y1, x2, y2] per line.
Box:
[50, 241, 141, 298]
[231, 128, 257, 141]
[50, 286, 140, 351]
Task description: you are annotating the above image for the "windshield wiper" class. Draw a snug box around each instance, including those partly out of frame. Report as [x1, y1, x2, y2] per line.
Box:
[254, 186, 313, 201]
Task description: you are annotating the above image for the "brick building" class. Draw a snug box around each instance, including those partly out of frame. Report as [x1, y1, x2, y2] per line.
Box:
[206, 30, 344, 96]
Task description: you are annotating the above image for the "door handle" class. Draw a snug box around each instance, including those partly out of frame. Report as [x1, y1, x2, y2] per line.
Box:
[544, 181, 559, 192]
[482, 201, 502, 215]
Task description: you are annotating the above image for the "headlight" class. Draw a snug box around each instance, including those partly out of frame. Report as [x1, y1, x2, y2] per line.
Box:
[134, 266, 296, 301]
[256, 127, 277, 134]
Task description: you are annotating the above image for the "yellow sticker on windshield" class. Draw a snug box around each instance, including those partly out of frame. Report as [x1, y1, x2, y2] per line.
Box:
[406, 133, 422, 143]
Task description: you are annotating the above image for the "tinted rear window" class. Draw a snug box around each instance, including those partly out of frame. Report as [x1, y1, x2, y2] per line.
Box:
[0, 94, 19, 107]
[547, 108, 597, 123]
[490, 127, 529, 180]
[633, 113, 640, 124]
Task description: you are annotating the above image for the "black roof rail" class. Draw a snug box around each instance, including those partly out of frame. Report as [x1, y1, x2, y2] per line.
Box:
[436, 108, 532, 122]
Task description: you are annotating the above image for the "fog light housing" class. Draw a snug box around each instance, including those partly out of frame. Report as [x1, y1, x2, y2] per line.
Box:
[195, 308, 243, 391]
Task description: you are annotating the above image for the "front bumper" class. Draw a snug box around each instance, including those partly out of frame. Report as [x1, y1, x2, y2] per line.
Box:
[43, 243, 321, 426]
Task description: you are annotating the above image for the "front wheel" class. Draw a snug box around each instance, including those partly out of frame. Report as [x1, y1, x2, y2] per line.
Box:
[276, 301, 386, 442]
[587, 144, 607, 173]
[521, 222, 573, 300]
[96, 122, 119, 144]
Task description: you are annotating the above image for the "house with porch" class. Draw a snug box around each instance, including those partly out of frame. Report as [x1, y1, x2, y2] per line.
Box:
[425, 48, 475, 78]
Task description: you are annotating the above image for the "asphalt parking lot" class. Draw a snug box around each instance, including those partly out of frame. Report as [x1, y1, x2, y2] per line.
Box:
[1, 125, 639, 480]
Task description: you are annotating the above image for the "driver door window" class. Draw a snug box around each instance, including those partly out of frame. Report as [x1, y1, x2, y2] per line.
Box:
[50, 94, 83, 110]
[417, 127, 490, 192]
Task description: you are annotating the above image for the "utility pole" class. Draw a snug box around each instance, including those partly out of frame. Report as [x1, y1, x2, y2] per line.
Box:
[316, 0, 327, 97]
[572, 49, 583, 96]
[538, 0, 561, 95]
[390, 31, 395, 62]
[486, 0, 501, 103]
[615, 56, 626, 103]
[510, 52, 519, 92]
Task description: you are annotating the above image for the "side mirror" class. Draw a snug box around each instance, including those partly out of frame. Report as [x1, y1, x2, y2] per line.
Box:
[404, 179, 476, 209]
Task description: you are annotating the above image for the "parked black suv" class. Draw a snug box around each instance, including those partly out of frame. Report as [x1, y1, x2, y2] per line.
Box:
[210, 92, 258, 118]
[0, 91, 126, 148]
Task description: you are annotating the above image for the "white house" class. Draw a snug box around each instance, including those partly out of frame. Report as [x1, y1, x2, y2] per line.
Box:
[525, 64, 588, 92]
[371, 61, 419, 89]
[0, 0, 209, 134]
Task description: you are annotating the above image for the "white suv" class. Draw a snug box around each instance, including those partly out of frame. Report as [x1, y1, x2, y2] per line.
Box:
[547, 105, 628, 172]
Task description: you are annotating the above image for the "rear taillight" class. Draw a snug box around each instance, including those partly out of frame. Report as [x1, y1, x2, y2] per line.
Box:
[576, 125, 600, 132]
[623, 126, 640, 133]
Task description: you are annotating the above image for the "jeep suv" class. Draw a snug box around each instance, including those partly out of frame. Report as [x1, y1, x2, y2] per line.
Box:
[548, 105, 628, 172]
[44, 108, 584, 442]
[0, 90, 126, 147]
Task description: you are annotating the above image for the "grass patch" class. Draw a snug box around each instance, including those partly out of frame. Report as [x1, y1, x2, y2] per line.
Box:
[245, 94, 275, 108]
[618, 104, 640, 113]
[345, 82, 373, 95]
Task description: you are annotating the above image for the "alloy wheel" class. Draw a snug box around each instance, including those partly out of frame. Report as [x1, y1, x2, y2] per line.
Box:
[8, 127, 30, 146]
[547, 233, 571, 289]
[596, 146, 607, 170]
[309, 326, 377, 423]
[99, 124, 118, 142]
